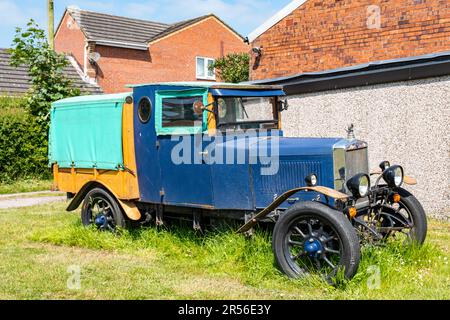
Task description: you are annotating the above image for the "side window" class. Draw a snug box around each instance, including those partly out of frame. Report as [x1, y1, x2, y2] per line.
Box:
[155, 89, 208, 135]
[162, 96, 203, 128]
[138, 97, 152, 123]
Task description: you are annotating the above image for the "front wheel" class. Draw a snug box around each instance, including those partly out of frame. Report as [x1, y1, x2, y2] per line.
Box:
[81, 187, 126, 231]
[272, 202, 360, 280]
[377, 188, 427, 245]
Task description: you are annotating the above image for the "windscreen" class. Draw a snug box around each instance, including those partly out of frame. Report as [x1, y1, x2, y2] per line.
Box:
[216, 97, 278, 130]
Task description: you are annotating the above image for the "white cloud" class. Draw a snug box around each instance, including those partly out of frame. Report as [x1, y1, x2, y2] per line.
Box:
[0, 0, 45, 26]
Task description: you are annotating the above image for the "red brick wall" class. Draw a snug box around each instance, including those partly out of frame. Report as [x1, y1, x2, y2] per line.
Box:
[250, 0, 450, 80]
[92, 17, 247, 93]
[55, 11, 86, 70]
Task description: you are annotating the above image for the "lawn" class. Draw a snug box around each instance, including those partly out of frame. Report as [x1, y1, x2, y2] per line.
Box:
[0, 179, 52, 195]
[0, 201, 448, 300]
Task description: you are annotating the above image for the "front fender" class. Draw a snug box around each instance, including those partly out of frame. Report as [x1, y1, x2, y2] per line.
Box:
[237, 186, 349, 233]
[371, 171, 417, 185]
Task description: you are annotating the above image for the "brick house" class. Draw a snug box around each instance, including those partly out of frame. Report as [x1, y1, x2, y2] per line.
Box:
[54, 7, 248, 93]
[249, 0, 449, 80]
[247, 0, 450, 218]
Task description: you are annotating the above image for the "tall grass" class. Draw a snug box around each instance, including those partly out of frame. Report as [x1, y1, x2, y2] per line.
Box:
[29, 217, 448, 297]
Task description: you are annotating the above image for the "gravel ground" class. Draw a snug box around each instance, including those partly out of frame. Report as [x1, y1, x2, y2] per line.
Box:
[0, 192, 66, 209]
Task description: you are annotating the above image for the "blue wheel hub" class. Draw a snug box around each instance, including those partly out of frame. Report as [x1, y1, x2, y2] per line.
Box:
[95, 214, 107, 227]
[304, 238, 323, 258]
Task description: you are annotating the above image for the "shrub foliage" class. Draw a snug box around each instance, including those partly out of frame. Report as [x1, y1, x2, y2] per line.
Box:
[0, 20, 80, 183]
[9, 20, 80, 125]
[0, 98, 50, 182]
[210, 53, 250, 83]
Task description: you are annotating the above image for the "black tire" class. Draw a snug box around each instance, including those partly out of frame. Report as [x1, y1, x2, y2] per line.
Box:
[272, 201, 360, 280]
[81, 187, 126, 231]
[393, 188, 427, 244]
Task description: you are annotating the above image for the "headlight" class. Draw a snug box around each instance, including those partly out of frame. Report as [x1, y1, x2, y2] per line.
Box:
[305, 174, 318, 187]
[383, 165, 404, 188]
[346, 173, 370, 198]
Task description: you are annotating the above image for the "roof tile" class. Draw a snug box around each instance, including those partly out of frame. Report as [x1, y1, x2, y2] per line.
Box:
[0, 48, 103, 96]
[65, 8, 243, 48]
[68, 8, 170, 47]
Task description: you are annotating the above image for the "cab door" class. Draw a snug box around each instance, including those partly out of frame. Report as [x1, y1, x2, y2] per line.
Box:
[155, 89, 213, 207]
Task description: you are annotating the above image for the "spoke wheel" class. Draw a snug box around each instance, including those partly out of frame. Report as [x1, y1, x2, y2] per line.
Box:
[273, 202, 360, 281]
[81, 188, 125, 231]
[286, 217, 342, 277]
[373, 188, 427, 245]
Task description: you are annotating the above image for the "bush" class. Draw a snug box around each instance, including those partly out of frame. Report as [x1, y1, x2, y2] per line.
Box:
[210, 53, 250, 83]
[1, 21, 79, 184]
[0, 97, 50, 182]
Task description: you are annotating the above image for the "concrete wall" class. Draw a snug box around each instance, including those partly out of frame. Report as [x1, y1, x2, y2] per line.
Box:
[282, 75, 450, 219]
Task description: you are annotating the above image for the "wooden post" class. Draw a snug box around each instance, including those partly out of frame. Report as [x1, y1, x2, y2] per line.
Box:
[48, 0, 54, 49]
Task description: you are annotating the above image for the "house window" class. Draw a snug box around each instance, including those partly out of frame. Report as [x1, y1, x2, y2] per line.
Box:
[162, 96, 204, 128]
[196, 57, 215, 80]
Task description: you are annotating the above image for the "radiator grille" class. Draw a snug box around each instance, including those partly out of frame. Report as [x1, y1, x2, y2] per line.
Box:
[333, 140, 369, 193]
[258, 160, 322, 194]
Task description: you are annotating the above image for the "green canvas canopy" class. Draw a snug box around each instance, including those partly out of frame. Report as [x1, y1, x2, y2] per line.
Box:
[48, 93, 130, 170]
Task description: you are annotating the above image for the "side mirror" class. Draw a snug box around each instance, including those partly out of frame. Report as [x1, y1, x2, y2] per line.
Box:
[193, 100, 215, 117]
[193, 100, 205, 117]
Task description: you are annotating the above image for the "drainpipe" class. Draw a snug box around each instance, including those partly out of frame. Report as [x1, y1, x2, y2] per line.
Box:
[48, 0, 54, 49]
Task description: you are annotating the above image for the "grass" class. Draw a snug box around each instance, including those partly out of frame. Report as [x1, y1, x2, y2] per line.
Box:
[0, 201, 448, 299]
[0, 179, 52, 195]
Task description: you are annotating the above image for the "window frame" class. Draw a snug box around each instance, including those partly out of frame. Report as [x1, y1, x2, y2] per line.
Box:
[155, 88, 209, 136]
[214, 96, 280, 131]
[196, 56, 216, 80]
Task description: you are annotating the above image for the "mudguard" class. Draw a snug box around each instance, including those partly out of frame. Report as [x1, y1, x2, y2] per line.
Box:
[237, 186, 349, 233]
[66, 181, 141, 221]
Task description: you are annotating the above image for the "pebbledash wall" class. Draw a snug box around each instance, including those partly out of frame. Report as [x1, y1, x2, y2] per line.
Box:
[247, 0, 450, 218]
[280, 75, 450, 219]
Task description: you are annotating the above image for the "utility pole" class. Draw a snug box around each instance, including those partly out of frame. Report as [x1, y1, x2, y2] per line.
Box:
[48, 0, 54, 49]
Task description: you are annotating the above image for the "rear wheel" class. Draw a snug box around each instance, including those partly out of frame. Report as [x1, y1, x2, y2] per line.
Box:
[81, 187, 125, 231]
[273, 202, 360, 280]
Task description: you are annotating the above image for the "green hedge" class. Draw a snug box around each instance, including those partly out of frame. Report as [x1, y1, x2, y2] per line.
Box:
[0, 97, 50, 182]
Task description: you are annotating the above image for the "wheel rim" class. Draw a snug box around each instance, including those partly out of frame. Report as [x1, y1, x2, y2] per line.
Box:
[283, 216, 343, 277]
[377, 201, 415, 242]
[84, 195, 117, 231]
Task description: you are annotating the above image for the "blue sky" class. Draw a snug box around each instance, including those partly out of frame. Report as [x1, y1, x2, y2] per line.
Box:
[0, 0, 292, 48]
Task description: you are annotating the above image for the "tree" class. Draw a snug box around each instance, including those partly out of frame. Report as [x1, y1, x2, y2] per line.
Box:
[9, 19, 79, 125]
[210, 53, 250, 83]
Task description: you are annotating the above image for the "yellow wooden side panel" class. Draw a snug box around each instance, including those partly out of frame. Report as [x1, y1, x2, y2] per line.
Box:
[121, 101, 140, 198]
[207, 93, 216, 135]
[53, 102, 140, 200]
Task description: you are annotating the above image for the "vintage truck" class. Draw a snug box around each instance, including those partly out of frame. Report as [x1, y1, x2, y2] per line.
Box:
[49, 82, 427, 280]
